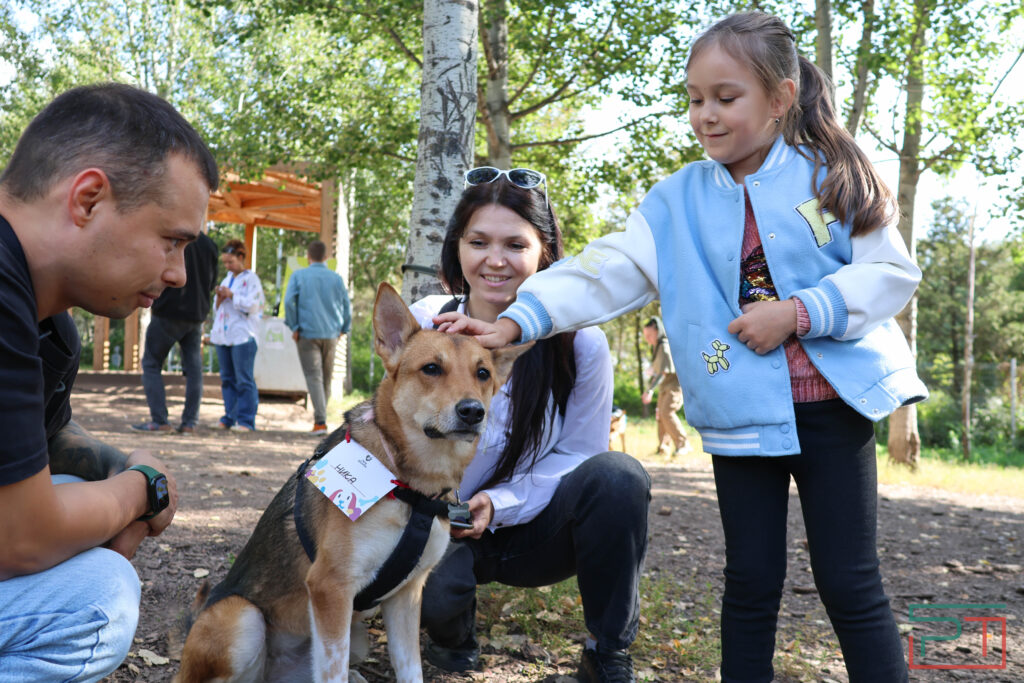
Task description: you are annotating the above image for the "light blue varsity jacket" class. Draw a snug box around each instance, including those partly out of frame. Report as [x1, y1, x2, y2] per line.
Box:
[501, 136, 928, 456]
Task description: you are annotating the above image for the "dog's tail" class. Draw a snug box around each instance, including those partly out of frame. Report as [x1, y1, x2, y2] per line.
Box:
[167, 580, 211, 658]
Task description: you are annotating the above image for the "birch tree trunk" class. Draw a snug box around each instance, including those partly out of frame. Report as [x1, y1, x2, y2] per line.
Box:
[402, 0, 479, 304]
[845, 0, 875, 136]
[961, 210, 976, 461]
[814, 0, 834, 83]
[482, 0, 511, 168]
[887, 2, 929, 469]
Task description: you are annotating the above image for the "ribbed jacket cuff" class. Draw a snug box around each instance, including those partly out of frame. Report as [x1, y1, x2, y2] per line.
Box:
[498, 293, 553, 343]
[792, 280, 848, 338]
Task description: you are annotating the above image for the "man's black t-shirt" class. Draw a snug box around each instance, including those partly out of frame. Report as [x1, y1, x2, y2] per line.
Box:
[0, 214, 79, 486]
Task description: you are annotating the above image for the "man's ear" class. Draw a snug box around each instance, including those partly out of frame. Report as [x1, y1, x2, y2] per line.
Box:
[67, 168, 112, 227]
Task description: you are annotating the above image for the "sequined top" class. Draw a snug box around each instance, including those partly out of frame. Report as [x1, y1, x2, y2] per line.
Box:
[741, 190, 837, 403]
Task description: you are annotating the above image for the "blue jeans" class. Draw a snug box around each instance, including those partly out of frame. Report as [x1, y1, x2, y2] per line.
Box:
[141, 315, 204, 428]
[712, 400, 907, 683]
[215, 339, 259, 429]
[0, 478, 141, 682]
[421, 452, 651, 651]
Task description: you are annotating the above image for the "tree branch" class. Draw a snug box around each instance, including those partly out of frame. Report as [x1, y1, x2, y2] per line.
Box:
[511, 110, 683, 149]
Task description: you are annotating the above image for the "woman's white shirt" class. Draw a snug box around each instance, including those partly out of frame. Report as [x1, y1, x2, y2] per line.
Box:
[210, 270, 266, 346]
[409, 295, 614, 528]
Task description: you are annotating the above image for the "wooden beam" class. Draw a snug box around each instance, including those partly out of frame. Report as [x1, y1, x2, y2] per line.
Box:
[93, 316, 110, 371]
[123, 310, 140, 372]
[244, 223, 256, 270]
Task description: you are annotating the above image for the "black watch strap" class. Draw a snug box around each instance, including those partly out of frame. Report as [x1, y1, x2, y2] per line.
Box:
[128, 464, 170, 520]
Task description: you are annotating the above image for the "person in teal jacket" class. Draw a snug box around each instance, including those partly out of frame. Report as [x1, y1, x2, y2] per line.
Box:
[284, 239, 351, 434]
[433, 11, 926, 683]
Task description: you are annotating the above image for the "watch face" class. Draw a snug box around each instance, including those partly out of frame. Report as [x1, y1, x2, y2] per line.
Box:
[154, 475, 170, 509]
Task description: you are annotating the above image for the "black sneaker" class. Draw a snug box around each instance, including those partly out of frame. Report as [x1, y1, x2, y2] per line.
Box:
[579, 646, 635, 683]
[423, 636, 480, 672]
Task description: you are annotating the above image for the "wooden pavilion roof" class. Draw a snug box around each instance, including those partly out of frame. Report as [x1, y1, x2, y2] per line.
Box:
[207, 169, 322, 232]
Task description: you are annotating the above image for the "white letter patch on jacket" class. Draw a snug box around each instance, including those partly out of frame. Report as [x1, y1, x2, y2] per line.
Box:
[569, 247, 610, 278]
[795, 198, 839, 248]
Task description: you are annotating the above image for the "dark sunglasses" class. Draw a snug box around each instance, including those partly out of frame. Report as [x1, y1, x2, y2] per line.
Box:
[222, 245, 238, 255]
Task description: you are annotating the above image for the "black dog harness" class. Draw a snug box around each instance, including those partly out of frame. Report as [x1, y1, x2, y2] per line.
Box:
[292, 442, 452, 612]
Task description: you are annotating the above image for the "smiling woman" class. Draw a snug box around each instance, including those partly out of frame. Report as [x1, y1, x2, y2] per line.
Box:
[407, 171, 651, 682]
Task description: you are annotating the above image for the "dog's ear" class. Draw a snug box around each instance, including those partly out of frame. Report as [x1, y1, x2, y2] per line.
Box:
[488, 341, 534, 390]
[373, 282, 421, 370]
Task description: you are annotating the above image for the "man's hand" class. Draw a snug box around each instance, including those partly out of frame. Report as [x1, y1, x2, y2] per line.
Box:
[726, 299, 797, 355]
[433, 313, 522, 349]
[292, 330, 300, 342]
[451, 491, 494, 540]
[124, 450, 179, 537]
[104, 521, 150, 560]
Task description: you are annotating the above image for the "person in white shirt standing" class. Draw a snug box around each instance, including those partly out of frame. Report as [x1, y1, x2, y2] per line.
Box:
[410, 167, 651, 683]
[210, 239, 265, 432]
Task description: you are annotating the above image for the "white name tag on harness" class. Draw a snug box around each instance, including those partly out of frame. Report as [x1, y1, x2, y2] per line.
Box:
[304, 439, 397, 521]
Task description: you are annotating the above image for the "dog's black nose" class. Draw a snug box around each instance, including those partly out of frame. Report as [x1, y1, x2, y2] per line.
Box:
[456, 399, 486, 425]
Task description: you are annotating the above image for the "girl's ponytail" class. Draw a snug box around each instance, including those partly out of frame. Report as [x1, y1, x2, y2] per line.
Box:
[787, 56, 896, 237]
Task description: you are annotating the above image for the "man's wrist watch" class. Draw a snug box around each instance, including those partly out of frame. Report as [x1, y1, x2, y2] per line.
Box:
[128, 464, 170, 520]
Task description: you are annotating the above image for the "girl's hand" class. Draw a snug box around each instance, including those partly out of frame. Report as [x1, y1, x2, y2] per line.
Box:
[641, 389, 654, 405]
[727, 299, 797, 355]
[451, 491, 494, 540]
[433, 313, 522, 349]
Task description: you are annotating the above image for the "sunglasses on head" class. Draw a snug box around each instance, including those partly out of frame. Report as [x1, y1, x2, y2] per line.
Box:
[222, 246, 238, 255]
[464, 166, 546, 190]
[464, 167, 548, 207]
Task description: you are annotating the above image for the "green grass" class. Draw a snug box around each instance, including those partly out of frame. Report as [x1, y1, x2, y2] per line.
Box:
[623, 414, 1024, 499]
[476, 575, 722, 681]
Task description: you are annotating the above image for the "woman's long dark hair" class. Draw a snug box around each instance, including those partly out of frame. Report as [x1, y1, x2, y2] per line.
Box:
[439, 178, 576, 490]
[687, 11, 896, 236]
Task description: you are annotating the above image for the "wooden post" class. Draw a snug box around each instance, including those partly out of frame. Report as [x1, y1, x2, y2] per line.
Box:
[244, 222, 257, 270]
[123, 309, 140, 372]
[320, 177, 336, 261]
[92, 316, 110, 371]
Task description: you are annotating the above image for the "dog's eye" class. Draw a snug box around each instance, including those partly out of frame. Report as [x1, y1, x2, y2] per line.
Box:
[421, 363, 442, 376]
[476, 367, 491, 381]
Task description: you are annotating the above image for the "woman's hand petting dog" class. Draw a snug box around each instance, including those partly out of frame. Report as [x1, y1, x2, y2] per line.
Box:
[451, 491, 495, 540]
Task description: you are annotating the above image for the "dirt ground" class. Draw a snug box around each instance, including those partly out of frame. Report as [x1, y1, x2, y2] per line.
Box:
[72, 372, 1024, 683]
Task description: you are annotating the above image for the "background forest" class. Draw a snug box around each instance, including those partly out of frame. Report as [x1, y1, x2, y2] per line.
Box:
[2, 0, 1024, 464]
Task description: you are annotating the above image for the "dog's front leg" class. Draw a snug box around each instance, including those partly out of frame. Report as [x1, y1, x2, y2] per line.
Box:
[379, 575, 429, 683]
[307, 559, 355, 682]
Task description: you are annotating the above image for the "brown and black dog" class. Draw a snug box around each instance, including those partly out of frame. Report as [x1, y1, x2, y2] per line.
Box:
[175, 283, 531, 682]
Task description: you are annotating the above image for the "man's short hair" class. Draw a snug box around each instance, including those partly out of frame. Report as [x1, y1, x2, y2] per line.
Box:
[0, 83, 218, 211]
[307, 240, 327, 262]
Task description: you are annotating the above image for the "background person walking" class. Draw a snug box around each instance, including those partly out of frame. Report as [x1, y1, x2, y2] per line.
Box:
[284, 239, 351, 435]
[641, 316, 689, 456]
[132, 228, 218, 434]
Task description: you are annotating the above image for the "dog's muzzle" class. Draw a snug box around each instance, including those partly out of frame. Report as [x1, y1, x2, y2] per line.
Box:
[423, 399, 486, 440]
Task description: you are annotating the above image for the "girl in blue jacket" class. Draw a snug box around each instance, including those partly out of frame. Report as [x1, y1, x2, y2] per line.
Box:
[436, 11, 925, 683]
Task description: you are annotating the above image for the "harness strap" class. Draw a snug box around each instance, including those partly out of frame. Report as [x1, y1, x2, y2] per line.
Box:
[352, 488, 448, 612]
[293, 455, 320, 564]
[292, 453, 451, 612]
